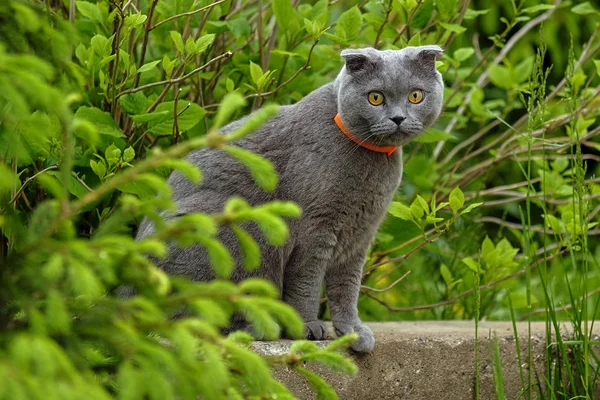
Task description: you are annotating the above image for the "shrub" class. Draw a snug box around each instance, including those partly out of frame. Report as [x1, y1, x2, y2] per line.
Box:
[1, 0, 599, 398]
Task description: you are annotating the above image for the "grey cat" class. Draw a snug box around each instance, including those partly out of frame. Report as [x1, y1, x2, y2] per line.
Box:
[134, 45, 444, 353]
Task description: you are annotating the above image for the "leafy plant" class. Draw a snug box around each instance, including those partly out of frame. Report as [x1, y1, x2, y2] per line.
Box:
[2, 0, 600, 398]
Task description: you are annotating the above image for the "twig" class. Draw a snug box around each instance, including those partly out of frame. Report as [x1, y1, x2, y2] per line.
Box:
[442, 0, 471, 49]
[118, 51, 233, 97]
[172, 88, 182, 145]
[476, 216, 600, 236]
[433, 0, 560, 159]
[69, 0, 75, 24]
[522, 288, 600, 320]
[374, 0, 393, 49]
[8, 166, 58, 205]
[365, 248, 568, 312]
[392, 0, 423, 45]
[361, 271, 411, 293]
[150, 0, 227, 30]
[71, 172, 93, 192]
[244, 40, 319, 100]
[132, 0, 160, 89]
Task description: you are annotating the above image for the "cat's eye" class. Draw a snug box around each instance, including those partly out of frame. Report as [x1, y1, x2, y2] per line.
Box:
[368, 91, 384, 106]
[408, 89, 424, 104]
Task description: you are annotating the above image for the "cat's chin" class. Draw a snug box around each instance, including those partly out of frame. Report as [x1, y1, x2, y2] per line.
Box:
[376, 130, 423, 147]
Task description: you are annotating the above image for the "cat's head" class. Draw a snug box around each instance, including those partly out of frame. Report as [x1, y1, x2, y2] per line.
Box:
[336, 46, 444, 147]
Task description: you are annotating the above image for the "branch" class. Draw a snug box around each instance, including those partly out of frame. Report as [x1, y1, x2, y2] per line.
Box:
[522, 287, 600, 320]
[433, 0, 560, 159]
[392, 0, 423, 45]
[118, 51, 233, 97]
[245, 40, 319, 101]
[361, 271, 411, 293]
[132, 0, 160, 89]
[364, 248, 568, 312]
[8, 166, 58, 205]
[374, 0, 393, 49]
[150, 0, 227, 30]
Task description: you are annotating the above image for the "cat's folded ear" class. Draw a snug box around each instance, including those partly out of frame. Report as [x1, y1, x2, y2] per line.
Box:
[416, 45, 443, 68]
[341, 48, 381, 75]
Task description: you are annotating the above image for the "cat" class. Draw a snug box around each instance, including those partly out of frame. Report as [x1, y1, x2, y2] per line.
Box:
[133, 45, 444, 353]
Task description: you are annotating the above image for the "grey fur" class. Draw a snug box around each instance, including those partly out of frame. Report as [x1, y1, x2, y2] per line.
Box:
[133, 46, 444, 353]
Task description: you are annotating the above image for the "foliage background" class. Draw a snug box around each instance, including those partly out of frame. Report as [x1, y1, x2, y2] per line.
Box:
[1, 0, 599, 398]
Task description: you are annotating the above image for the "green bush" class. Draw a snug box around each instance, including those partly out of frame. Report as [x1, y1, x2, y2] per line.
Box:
[1, 0, 599, 398]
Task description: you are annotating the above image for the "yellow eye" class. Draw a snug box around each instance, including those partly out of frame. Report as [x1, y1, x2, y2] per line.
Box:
[368, 91, 384, 106]
[408, 89, 424, 104]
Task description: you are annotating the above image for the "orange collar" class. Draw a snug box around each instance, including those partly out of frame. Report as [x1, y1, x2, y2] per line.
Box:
[334, 113, 398, 157]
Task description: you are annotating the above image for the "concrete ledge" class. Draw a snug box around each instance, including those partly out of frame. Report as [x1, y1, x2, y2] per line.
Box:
[253, 321, 600, 400]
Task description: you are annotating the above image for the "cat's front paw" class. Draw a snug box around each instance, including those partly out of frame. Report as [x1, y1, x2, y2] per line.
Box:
[305, 320, 329, 340]
[334, 322, 375, 353]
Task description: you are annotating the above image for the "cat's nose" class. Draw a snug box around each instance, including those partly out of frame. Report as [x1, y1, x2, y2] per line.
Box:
[390, 116, 406, 126]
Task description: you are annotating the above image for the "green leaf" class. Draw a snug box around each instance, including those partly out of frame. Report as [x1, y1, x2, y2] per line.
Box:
[388, 202, 413, 221]
[449, 187, 464, 213]
[414, 128, 456, 143]
[124, 13, 147, 28]
[295, 367, 338, 400]
[411, 0, 434, 29]
[439, 22, 467, 34]
[226, 105, 279, 141]
[46, 171, 89, 199]
[213, 92, 247, 129]
[410, 202, 424, 219]
[522, 4, 555, 14]
[148, 102, 206, 135]
[137, 60, 161, 73]
[251, 211, 289, 246]
[198, 237, 234, 278]
[260, 201, 301, 218]
[415, 195, 430, 214]
[123, 146, 135, 163]
[0, 164, 17, 194]
[454, 47, 475, 62]
[195, 34, 215, 54]
[131, 110, 169, 124]
[90, 34, 111, 57]
[272, 0, 301, 37]
[184, 36, 195, 55]
[223, 146, 277, 192]
[226, 78, 235, 92]
[249, 61, 263, 85]
[232, 226, 261, 271]
[481, 236, 495, 261]
[170, 30, 184, 53]
[571, 2, 597, 15]
[105, 143, 121, 166]
[462, 257, 480, 273]
[238, 279, 278, 298]
[460, 202, 482, 215]
[74, 106, 124, 138]
[436, 0, 458, 18]
[119, 92, 147, 115]
[335, 6, 362, 42]
[90, 160, 106, 179]
[464, 8, 489, 19]
[46, 290, 71, 334]
[440, 264, 453, 286]
[488, 64, 513, 89]
[115, 178, 156, 198]
[76, 1, 103, 23]
[593, 60, 600, 77]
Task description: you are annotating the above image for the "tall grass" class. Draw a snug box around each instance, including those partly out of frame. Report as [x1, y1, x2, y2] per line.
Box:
[489, 41, 600, 400]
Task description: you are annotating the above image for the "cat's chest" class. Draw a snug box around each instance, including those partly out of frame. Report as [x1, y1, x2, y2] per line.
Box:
[282, 148, 403, 224]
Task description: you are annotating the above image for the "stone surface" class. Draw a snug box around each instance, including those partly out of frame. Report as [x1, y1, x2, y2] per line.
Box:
[253, 321, 600, 400]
